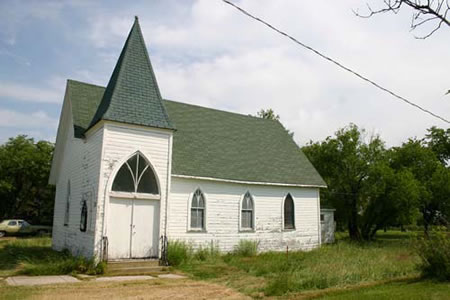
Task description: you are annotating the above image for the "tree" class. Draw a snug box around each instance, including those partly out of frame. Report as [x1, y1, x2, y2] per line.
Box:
[256, 108, 294, 137]
[424, 126, 450, 165]
[303, 124, 386, 240]
[256, 108, 279, 121]
[360, 163, 420, 239]
[355, 0, 450, 39]
[0, 135, 55, 224]
[390, 138, 448, 233]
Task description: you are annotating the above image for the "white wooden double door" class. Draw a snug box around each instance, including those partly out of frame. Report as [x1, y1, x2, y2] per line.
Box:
[108, 198, 160, 259]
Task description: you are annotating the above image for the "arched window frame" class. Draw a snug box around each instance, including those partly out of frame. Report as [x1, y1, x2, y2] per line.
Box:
[188, 188, 206, 232]
[283, 193, 296, 230]
[64, 180, 71, 226]
[109, 151, 161, 200]
[239, 191, 255, 232]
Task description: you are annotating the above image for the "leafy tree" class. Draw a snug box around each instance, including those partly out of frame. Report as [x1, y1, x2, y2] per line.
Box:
[303, 124, 386, 240]
[256, 108, 294, 137]
[0, 135, 55, 224]
[390, 138, 448, 233]
[256, 108, 279, 121]
[424, 126, 450, 165]
[360, 164, 420, 239]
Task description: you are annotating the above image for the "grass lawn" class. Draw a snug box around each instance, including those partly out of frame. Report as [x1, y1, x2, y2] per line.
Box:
[317, 280, 450, 300]
[173, 231, 433, 298]
[0, 237, 103, 277]
[0, 232, 448, 299]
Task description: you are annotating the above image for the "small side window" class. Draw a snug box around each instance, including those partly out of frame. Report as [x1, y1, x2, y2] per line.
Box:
[64, 180, 71, 226]
[8, 221, 17, 226]
[320, 214, 325, 222]
[80, 200, 87, 232]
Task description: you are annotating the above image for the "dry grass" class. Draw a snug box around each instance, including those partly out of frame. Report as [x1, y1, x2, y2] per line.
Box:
[0, 278, 250, 300]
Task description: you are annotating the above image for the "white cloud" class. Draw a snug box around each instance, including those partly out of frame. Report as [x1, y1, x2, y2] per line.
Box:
[0, 81, 62, 103]
[2, 0, 449, 146]
[0, 109, 57, 129]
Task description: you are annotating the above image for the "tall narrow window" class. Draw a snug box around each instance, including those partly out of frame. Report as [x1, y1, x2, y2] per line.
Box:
[112, 153, 159, 194]
[284, 194, 295, 230]
[241, 192, 254, 230]
[80, 200, 87, 232]
[64, 181, 70, 226]
[190, 189, 205, 230]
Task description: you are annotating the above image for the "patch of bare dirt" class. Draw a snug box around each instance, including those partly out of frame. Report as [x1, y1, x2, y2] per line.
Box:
[28, 279, 250, 300]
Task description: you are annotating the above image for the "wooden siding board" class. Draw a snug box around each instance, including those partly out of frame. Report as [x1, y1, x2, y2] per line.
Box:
[167, 177, 320, 252]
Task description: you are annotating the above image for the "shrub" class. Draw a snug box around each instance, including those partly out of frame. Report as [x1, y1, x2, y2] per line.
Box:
[416, 230, 450, 281]
[167, 240, 192, 266]
[233, 240, 259, 257]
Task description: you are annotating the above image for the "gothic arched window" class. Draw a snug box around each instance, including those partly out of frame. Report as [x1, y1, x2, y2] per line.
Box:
[241, 192, 254, 230]
[112, 153, 159, 194]
[284, 194, 295, 230]
[190, 189, 205, 229]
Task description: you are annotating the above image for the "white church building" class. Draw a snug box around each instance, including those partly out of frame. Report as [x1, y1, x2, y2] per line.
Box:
[49, 18, 326, 261]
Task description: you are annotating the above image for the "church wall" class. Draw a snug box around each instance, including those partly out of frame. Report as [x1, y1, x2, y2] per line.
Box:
[93, 122, 172, 259]
[167, 177, 321, 252]
[51, 113, 104, 258]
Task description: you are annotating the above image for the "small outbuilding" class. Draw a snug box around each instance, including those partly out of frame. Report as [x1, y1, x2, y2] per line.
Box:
[320, 209, 336, 244]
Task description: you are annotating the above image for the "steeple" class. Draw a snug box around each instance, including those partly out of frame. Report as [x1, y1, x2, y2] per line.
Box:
[88, 17, 174, 132]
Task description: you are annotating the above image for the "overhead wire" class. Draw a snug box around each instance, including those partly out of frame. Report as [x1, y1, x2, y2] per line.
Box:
[221, 0, 449, 124]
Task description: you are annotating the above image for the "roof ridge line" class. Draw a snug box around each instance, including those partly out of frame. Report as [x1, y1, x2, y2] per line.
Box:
[163, 99, 280, 122]
[67, 79, 105, 89]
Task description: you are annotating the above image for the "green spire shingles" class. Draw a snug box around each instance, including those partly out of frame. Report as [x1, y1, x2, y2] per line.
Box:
[88, 17, 174, 132]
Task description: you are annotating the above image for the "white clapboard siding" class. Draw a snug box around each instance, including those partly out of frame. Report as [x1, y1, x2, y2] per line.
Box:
[167, 177, 321, 252]
[93, 122, 172, 258]
[51, 108, 103, 258]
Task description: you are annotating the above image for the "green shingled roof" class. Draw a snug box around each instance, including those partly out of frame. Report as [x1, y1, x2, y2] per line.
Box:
[88, 17, 173, 131]
[66, 80, 326, 187]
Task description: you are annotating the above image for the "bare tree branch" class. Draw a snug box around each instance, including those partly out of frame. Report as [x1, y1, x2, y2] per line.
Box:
[355, 0, 450, 38]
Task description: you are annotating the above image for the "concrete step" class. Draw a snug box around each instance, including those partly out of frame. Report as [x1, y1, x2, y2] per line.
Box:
[106, 268, 168, 276]
[105, 260, 168, 276]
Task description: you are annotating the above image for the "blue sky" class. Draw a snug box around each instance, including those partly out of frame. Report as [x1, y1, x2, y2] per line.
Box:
[0, 0, 449, 145]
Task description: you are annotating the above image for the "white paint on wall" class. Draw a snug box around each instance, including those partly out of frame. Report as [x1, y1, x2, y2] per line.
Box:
[93, 122, 173, 259]
[51, 100, 104, 258]
[167, 177, 321, 252]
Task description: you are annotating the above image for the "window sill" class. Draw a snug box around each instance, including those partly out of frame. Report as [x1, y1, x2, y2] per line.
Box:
[187, 229, 207, 233]
[283, 228, 296, 232]
[239, 229, 255, 233]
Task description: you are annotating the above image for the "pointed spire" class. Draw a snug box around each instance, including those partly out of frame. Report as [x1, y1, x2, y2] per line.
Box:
[88, 17, 174, 131]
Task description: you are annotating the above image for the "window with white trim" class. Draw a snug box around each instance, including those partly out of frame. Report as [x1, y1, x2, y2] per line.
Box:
[190, 189, 205, 230]
[284, 194, 295, 230]
[112, 153, 159, 194]
[64, 180, 70, 226]
[241, 191, 254, 230]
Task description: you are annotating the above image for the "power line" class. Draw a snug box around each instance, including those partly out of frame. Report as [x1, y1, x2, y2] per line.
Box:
[221, 0, 450, 124]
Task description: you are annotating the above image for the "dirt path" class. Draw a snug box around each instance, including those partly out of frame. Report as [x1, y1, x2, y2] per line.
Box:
[1, 278, 250, 300]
